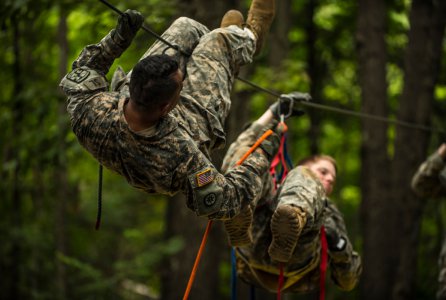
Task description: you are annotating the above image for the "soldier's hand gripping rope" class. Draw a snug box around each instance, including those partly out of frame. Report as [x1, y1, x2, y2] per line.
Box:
[269, 91, 311, 120]
[111, 9, 144, 49]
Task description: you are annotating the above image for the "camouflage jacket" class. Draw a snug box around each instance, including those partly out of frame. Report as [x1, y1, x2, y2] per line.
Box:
[59, 17, 274, 220]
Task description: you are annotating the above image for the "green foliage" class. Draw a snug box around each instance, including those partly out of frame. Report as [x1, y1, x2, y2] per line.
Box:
[1, 0, 445, 298]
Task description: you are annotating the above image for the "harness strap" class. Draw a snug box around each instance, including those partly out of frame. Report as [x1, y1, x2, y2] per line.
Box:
[235, 248, 320, 292]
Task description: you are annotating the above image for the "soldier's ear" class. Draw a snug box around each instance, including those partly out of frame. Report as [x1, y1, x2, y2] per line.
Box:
[160, 102, 172, 117]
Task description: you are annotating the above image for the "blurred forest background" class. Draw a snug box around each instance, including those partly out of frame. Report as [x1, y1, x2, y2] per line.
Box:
[1, 0, 446, 299]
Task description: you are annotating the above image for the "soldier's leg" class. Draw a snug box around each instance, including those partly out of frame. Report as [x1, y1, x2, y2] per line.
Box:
[268, 166, 325, 263]
[181, 25, 256, 128]
[138, 17, 210, 74]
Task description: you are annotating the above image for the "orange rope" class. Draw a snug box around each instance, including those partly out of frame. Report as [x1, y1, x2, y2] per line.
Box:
[182, 128, 275, 299]
[236, 129, 274, 166]
[183, 220, 213, 300]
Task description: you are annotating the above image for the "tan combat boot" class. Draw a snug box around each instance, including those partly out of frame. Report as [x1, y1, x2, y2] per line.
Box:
[221, 9, 245, 28]
[246, 0, 275, 55]
[268, 205, 306, 262]
[224, 206, 253, 247]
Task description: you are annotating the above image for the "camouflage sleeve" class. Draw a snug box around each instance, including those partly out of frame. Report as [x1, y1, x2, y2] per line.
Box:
[324, 200, 362, 291]
[59, 30, 131, 120]
[411, 152, 446, 198]
[186, 136, 273, 220]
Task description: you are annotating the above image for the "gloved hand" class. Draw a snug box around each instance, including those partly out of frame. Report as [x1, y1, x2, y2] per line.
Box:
[269, 91, 311, 119]
[112, 9, 144, 48]
[325, 226, 346, 252]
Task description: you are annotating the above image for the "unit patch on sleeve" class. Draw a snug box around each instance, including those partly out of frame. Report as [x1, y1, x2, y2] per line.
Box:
[196, 168, 214, 187]
[66, 68, 91, 83]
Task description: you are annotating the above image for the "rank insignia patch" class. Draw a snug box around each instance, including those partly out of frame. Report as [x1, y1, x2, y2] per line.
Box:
[196, 169, 214, 187]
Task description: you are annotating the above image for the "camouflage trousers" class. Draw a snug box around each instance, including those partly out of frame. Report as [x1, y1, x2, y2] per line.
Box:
[137, 17, 256, 137]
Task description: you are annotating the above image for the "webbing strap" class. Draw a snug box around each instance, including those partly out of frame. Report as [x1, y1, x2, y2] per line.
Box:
[319, 226, 328, 300]
[276, 263, 284, 300]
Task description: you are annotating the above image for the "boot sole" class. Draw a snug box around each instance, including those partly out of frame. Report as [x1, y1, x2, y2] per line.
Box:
[224, 207, 253, 247]
[268, 205, 302, 262]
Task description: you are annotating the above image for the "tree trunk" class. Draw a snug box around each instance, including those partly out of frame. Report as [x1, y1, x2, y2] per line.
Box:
[176, 0, 239, 29]
[54, 6, 70, 299]
[161, 193, 225, 299]
[392, 1, 446, 299]
[305, 0, 323, 154]
[356, 0, 392, 299]
[6, 12, 24, 300]
[268, 0, 291, 67]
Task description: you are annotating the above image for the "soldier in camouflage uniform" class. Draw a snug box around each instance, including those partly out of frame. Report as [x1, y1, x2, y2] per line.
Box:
[222, 121, 362, 293]
[411, 143, 446, 300]
[59, 0, 278, 220]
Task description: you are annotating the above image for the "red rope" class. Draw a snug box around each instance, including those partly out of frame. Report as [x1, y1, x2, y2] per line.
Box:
[319, 226, 328, 300]
[269, 122, 289, 190]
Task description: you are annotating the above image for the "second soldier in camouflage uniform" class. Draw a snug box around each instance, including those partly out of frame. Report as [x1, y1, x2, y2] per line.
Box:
[412, 143, 446, 300]
[59, 0, 278, 220]
[222, 123, 362, 293]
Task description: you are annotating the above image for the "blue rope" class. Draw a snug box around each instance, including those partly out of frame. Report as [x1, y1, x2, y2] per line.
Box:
[250, 284, 256, 300]
[283, 134, 293, 169]
[277, 133, 293, 182]
[231, 247, 237, 300]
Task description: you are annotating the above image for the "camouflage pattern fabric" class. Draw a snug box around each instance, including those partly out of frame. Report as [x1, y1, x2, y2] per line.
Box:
[59, 17, 272, 220]
[411, 152, 446, 300]
[222, 125, 362, 293]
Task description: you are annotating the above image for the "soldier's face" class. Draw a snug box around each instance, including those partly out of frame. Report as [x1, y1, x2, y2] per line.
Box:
[308, 159, 336, 196]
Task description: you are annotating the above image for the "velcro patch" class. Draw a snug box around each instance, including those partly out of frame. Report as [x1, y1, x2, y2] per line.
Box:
[66, 68, 90, 83]
[196, 169, 214, 187]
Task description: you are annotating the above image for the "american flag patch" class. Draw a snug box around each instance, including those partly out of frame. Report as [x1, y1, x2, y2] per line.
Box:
[196, 169, 214, 187]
